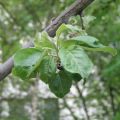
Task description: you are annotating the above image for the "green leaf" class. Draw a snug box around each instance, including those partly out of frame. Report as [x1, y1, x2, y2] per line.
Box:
[34, 31, 55, 50]
[13, 48, 43, 80]
[12, 66, 31, 80]
[70, 35, 117, 56]
[56, 23, 81, 37]
[71, 73, 82, 82]
[59, 45, 93, 78]
[39, 56, 57, 83]
[49, 70, 72, 98]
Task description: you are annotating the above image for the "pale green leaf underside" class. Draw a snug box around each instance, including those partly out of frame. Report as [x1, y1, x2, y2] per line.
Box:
[70, 35, 117, 56]
[56, 23, 80, 37]
[34, 31, 55, 49]
[59, 45, 93, 78]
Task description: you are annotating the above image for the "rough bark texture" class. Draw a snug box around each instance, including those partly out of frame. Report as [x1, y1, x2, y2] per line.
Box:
[0, 0, 95, 81]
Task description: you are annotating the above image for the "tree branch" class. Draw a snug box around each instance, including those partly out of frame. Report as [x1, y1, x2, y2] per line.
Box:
[109, 86, 116, 116]
[0, 0, 95, 81]
[63, 98, 78, 120]
[75, 84, 90, 120]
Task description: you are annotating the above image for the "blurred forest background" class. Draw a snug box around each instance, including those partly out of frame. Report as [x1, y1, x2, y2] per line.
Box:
[0, 0, 120, 120]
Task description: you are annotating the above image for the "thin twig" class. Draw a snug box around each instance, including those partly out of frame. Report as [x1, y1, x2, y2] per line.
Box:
[63, 98, 78, 120]
[109, 86, 116, 116]
[75, 84, 90, 120]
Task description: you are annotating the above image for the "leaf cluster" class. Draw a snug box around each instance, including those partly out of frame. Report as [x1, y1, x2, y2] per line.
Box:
[12, 23, 117, 98]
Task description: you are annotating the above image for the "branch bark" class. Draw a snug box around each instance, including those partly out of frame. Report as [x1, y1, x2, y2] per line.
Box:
[0, 0, 95, 81]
